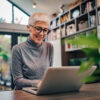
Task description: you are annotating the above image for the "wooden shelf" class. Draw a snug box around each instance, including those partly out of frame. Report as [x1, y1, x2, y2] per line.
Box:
[65, 48, 81, 52]
[62, 26, 97, 39]
[51, 26, 59, 30]
[48, 0, 99, 66]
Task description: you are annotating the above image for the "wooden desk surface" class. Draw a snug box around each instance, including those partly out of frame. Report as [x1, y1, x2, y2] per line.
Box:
[0, 83, 100, 100]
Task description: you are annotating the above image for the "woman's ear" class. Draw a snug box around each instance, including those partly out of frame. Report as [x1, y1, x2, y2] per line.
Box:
[26, 25, 31, 32]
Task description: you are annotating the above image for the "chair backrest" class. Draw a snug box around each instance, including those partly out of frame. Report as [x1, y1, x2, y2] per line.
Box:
[11, 74, 15, 89]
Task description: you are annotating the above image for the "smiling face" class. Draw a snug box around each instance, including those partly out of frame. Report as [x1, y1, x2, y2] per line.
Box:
[27, 21, 49, 44]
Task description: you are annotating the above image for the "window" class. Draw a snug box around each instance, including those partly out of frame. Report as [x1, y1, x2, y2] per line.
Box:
[0, 0, 29, 25]
[0, 34, 11, 90]
[0, 0, 12, 23]
[18, 35, 28, 44]
[14, 7, 29, 25]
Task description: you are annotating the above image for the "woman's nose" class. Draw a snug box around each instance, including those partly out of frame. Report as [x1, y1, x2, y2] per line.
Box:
[39, 30, 44, 35]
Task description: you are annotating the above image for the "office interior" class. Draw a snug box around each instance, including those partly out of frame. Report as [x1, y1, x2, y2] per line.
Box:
[0, 0, 100, 91]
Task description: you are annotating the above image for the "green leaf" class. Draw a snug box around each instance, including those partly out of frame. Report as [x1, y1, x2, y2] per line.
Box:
[82, 48, 100, 64]
[0, 52, 8, 61]
[78, 58, 95, 74]
[64, 34, 100, 49]
[82, 75, 100, 83]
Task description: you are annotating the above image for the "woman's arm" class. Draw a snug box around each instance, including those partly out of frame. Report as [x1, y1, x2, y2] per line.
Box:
[11, 46, 40, 89]
[14, 78, 40, 89]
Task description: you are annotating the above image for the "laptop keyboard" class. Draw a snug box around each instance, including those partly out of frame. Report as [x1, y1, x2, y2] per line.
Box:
[32, 88, 38, 91]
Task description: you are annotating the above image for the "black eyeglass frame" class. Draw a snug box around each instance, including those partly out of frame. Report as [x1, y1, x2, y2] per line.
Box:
[29, 24, 50, 34]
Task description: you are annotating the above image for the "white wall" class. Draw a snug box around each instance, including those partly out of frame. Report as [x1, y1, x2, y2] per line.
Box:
[97, 25, 100, 39]
[49, 39, 62, 67]
[97, 25, 100, 56]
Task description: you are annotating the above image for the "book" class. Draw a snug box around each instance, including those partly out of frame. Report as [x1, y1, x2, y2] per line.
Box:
[56, 19, 60, 26]
[60, 26, 65, 37]
[87, 2, 92, 12]
[56, 28, 60, 39]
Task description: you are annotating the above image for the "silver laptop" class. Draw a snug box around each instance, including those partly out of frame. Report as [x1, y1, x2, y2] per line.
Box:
[23, 66, 96, 95]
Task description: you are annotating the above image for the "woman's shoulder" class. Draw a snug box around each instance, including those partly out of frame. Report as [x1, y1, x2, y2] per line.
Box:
[12, 42, 26, 51]
[43, 42, 53, 49]
[43, 41, 53, 46]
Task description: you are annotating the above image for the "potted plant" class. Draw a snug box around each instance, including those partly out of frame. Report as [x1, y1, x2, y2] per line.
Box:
[64, 29, 100, 83]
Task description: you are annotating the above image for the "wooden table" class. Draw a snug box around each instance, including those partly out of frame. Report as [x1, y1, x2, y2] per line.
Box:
[0, 83, 100, 100]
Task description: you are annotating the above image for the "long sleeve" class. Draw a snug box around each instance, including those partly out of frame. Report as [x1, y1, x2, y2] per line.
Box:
[11, 46, 40, 90]
[11, 37, 53, 90]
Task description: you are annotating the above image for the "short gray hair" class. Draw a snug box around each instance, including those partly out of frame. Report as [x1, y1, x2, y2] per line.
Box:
[28, 12, 50, 26]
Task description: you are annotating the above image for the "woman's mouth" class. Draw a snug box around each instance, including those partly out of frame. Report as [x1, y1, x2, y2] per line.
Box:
[36, 35, 43, 41]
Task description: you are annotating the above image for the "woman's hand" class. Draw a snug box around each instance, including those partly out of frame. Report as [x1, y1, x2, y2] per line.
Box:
[37, 81, 42, 88]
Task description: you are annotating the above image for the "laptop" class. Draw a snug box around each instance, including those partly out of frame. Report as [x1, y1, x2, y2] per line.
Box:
[22, 66, 96, 95]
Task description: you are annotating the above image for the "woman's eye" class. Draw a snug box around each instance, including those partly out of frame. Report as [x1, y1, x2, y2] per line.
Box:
[44, 29, 48, 32]
[36, 27, 42, 31]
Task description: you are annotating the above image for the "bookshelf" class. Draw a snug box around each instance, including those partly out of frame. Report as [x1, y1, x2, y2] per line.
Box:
[47, 0, 100, 66]
[48, 0, 100, 38]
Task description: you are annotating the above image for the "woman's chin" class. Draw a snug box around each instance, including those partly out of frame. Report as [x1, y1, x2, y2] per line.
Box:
[35, 39, 43, 44]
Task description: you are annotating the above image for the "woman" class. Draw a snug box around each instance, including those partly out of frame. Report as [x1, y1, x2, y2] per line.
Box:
[12, 12, 54, 90]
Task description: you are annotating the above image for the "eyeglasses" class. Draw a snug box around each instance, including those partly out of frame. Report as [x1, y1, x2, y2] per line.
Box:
[29, 24, 49, 34]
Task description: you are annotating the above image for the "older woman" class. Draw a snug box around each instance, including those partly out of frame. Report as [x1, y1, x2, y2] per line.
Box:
[12, 12, 54, 90]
